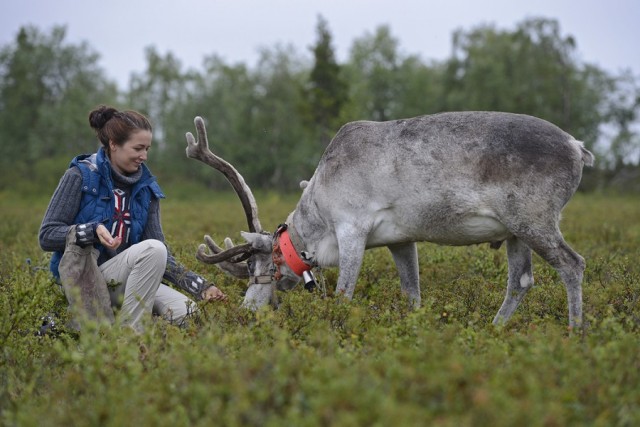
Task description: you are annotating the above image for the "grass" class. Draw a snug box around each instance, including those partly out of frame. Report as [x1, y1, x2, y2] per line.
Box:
[1, 189, 639, 426]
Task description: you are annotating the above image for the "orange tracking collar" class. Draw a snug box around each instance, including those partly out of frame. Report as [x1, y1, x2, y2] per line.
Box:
[278, 229, 311, 276]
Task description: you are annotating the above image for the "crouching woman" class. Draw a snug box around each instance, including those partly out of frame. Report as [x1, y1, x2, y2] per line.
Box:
[39, 105, 225, 332]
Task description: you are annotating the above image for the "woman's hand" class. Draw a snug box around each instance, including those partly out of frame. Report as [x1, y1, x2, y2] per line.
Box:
[202, 285, 227, 302]
[96, 224, 121, 250]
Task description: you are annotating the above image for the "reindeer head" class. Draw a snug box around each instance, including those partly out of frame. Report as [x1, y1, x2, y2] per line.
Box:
[185, 117, 302, 309]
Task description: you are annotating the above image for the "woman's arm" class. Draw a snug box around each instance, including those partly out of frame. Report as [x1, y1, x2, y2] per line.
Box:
[39, 168, 84, 252]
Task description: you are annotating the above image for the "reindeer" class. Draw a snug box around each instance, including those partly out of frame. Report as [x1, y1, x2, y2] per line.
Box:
[185, 112, 594, 327]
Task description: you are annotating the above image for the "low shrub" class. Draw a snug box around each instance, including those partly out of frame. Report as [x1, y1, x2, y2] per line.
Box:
[1, 192, 638, 426]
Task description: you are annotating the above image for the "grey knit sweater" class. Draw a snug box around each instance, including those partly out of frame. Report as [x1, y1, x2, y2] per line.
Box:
[39, 164, 212, 300]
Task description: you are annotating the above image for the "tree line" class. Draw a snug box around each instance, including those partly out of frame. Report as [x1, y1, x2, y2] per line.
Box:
[1, 16, 639, 194]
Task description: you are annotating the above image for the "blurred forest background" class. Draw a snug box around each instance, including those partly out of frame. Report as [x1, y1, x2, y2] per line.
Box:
[1, 16, 639, 195]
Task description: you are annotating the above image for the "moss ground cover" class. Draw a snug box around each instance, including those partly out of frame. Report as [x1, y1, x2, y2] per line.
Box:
[1, 191, 638, 426]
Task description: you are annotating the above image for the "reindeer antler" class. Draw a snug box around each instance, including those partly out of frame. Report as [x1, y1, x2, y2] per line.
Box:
[186, 116, 262, 233]
[201, 237, 251, 278]
[196, 235, 253, 264]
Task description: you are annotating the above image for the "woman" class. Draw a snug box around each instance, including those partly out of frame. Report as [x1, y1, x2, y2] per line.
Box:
[39, 105, 225, 332]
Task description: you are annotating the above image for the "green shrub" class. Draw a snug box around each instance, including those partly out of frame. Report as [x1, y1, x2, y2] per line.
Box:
[1, 192, 639, 426]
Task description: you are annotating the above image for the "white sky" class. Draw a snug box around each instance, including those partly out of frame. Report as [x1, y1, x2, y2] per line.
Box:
[1, 0, 639, 89]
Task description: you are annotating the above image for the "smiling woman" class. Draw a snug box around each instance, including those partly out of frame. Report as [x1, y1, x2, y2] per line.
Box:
[108, 130, 151, 175]
[38, 105, 227, 333]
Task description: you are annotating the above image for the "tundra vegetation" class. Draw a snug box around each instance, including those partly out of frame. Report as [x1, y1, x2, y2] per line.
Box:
[1, 191, 639, 425]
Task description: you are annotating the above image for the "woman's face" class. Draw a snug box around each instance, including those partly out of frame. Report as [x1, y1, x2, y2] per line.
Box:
[108, 130, 152, 175]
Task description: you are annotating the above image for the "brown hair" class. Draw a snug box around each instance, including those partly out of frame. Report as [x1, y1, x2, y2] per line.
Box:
[88, 105, 152, 153]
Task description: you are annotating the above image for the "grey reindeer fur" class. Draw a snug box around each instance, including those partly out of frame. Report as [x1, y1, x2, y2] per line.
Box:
[193, 111, 594, 327]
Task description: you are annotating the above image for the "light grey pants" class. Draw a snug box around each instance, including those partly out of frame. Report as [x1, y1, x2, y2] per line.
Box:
[99, 239, 195, 332]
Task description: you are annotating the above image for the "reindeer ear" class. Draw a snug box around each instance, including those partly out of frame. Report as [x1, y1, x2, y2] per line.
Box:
[241, 231, 272, 252]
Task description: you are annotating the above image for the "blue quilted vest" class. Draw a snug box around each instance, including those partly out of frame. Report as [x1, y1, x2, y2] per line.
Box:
[49, 148, 164, 278]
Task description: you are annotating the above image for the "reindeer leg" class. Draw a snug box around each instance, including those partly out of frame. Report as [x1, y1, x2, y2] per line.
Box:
[334, 224, 368, 299]
[493, 237, 534, 325]
[523, 231, 585, 328]
[388, 242, 421, 308]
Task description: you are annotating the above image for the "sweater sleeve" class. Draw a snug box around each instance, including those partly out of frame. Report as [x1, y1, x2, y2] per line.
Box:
[39, 168, 83, 252]
[143, 198, 211, 300]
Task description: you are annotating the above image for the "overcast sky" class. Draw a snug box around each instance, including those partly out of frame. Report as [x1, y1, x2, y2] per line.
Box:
[2, 0, 639, 89]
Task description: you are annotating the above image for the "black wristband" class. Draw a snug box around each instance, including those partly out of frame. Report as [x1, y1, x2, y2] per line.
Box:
[75, 222, 97, 247]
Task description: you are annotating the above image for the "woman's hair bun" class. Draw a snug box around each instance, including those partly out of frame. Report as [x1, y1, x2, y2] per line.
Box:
[89, 105, 118, 130]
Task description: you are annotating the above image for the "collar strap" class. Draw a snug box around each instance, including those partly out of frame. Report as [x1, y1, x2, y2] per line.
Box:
[278, 229, 312, 276]
[251, 275, 273, 285]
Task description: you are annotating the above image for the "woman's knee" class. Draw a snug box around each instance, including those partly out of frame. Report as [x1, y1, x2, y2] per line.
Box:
[137, 239, 167, 268]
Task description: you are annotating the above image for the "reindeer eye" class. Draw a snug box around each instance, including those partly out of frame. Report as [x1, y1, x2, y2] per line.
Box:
[246, 259, 255, 274]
